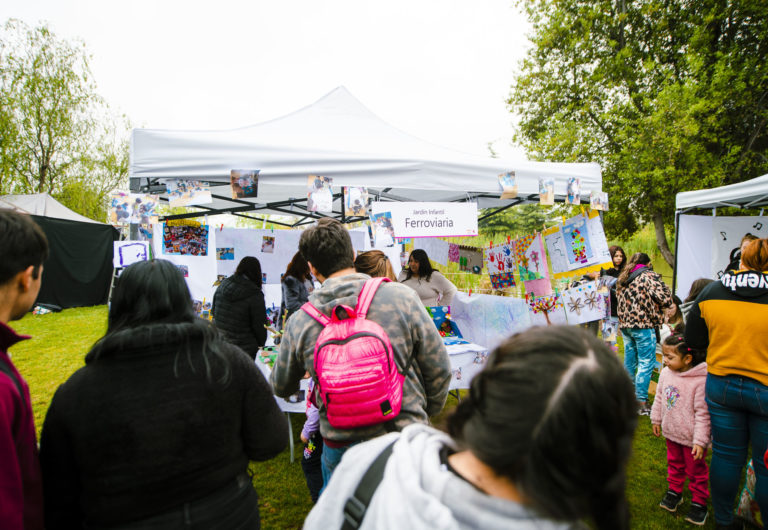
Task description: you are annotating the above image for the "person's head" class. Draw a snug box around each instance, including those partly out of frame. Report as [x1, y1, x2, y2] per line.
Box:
[284, 251, 311, 282]
[662, 332, 706, 372]
[740, 233, 760, 254]
[235, 256, 263, 288]
[617, 252, 651, 288]
[609, 245, 626, 270]
[740, 238, 768, 271]
[666, 294, 684, 326]
[354, 250, 396, 280]
[684, 278, 714, 304]
[299, 218, 354, 280]
[0, 210, 49, 322]
[447, 326, 637, 530]
[108, 259, 195, 333]
[405, 249, 436, 281]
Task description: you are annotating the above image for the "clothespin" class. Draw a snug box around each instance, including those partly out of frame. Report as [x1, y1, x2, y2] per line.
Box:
[468, 288, 472, 297]
[562, 216, 566, 225]
[489, 241, 493, 249]
[507, 235, 511, 244]
[219, 223, 224, 232]
[580, 205, 586, 216]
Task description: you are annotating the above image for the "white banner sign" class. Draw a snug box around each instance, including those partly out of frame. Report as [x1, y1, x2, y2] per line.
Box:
[371, 202, 478, 238]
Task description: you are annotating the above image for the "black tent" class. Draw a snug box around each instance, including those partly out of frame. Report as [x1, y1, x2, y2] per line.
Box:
[0, 194, 118, 309]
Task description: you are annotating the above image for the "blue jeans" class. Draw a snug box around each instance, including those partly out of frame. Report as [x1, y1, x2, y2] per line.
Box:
[706, 373, 768, 525]
[621, 327, 656, 402]
[320, 442, 358, 496]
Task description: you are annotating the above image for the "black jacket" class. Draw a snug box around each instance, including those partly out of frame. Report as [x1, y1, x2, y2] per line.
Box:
[212, 274, 267, 358]
[39, 322, 288, 528]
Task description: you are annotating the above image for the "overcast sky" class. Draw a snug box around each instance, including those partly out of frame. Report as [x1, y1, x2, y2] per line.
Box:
[1, 0, 532, 158]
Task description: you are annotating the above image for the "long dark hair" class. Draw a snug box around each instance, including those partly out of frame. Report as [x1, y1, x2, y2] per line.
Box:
[283, 251, 310, 282]
[684, 278, 714, 304]
[447, 326, 636, 530]
[90, 259, 230, 383]
[404, 249, 436, 281]
[617, 252, 651, 289]
[236, 256, 263, 288]
[608, 245, 627, 272]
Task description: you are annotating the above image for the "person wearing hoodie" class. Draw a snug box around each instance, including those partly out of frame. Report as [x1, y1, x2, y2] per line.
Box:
[271, 218, 451, 490]
[686, 238, 768, 529]
[212, 256, 267, 359]
[651, 332, 710, 526]
[304, 326, 638, 530]
[616, 252, 674, 416]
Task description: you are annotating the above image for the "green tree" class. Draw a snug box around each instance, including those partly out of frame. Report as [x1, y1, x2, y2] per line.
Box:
[509, 0, 768, 266]
[479, 203, 552, 238]
[0, 19, 129, 220]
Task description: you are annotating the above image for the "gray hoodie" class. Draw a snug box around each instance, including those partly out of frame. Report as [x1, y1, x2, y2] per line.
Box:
[304, 424, 579, 530]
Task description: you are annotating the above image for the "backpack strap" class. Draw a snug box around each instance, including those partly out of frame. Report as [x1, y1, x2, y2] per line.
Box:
[0, 359, 26, 415]
[341, 439, 396, 530]
[355, 277, 391, 319]
[301, 302, 331, 326]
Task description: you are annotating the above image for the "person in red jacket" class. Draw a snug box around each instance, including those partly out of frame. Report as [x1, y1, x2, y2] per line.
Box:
[0, 210, 48, 530]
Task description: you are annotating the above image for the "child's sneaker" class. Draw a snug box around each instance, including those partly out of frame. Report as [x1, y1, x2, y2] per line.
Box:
[685, 502, 708, 526]
[659, 489, 683, 512]
[638, 400, 652, 416]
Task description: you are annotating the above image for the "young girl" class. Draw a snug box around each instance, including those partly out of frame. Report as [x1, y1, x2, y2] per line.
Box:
[651, 332, 710, 526]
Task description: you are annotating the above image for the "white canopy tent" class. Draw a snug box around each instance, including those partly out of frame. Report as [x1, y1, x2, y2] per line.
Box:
[130, 87, 602, 224]
[0, 193, 102, 224]
[673, 173, 768, 297]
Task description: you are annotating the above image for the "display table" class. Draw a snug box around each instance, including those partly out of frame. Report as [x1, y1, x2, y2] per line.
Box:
[255, 339, 489, 461]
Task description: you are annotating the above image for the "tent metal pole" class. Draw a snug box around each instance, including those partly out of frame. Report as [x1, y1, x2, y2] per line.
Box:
[672, 210, 681, 296]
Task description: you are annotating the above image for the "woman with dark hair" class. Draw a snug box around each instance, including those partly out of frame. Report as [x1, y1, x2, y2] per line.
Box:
[398, 249, 457, 307]
[686, 238, 768, 528]
[304, 326, 637, 530]
[280, 251, 314, 329]
[680, 278, 714, 323]
[39, 259, 288, 529]
[616, 252, 673, 416]
[354, 250, 397, 280]
[212, 256, 267, 359]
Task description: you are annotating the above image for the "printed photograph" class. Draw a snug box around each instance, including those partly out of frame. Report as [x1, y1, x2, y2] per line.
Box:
[176, 264, 189, 277]
[261, 236, 275, 253]
[216, 247, 235, 260]
[307, 174, 333, 212]
[498, 171, 518, 199]
[590, 191, 609, 211]
[538, 177, 555, 205]
[230, 169, 259, 199]
[344, 186, 368, 217]
[566, 177, 581, 205]
[165, 179, 213, 207]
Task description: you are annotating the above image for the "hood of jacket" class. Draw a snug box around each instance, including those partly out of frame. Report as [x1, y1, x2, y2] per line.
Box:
[720, 269, 768, 299]
[307, 272, 373, 315]
[219, 274, 261, 303]
[625, 265, 651, 286]
[676, 361, 708, 379]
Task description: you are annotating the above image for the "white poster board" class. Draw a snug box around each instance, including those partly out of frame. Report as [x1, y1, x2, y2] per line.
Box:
[370, 202, 478, 238]
[113, 241, 150, 268]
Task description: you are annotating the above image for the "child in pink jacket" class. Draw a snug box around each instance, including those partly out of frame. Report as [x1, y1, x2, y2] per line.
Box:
[651, 332, 711, 526]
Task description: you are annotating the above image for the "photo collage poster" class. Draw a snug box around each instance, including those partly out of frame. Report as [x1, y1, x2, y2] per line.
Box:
[162, 221, 209, 256]
[307, 175, 334, 212]
[164, 179, 213, 207]
[230, 169, 259, 199]
[344, 186, 368, 217]
[513, 233, 552, 296]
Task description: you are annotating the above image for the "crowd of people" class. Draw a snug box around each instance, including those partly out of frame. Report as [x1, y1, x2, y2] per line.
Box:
[3, 208, 768, 529]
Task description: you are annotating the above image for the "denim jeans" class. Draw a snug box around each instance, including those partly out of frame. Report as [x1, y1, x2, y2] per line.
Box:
[706, 373, 768, 525]
[320, 441, 358, 496]
[621, 327, 656, 402]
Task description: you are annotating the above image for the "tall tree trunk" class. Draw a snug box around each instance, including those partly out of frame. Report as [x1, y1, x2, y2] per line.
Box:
[653, 211, 675, 268]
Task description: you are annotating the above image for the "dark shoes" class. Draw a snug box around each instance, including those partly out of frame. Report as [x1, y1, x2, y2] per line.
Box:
[659, 489, 683, 512]
[685, 502, 708, 526]
[638, 400, 652, 416]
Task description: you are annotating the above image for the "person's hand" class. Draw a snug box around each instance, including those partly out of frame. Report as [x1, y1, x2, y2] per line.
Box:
[664, 305, 677, 321]
[691, 445, 705, 460]
[586, 271, 599, 280]
[652, 424, 661, 437]
[301, 433, 309, 444]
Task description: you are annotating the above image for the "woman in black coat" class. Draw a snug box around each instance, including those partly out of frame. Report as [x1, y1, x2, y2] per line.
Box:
[212, 257, 268, 359]
[40, 259, 288, 529]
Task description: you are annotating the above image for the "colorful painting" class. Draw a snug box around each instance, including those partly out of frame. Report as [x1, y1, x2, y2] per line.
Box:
[427, 306, 463, 338]
[513, 233, 552, 296]
[344, 186, 368, 217]
[526, 293, 567, 326]
[539, 177, 555, 205]
[484, 242, 515, 276]
[562, 216, 594, 267]
[262, 236, 275, 253]
[230, 169, 259, 199]
[490, 271, 516, 290]
[561, 281, 604, 324]
[448, 243, 460, 263]
[163, 223, 209, 256]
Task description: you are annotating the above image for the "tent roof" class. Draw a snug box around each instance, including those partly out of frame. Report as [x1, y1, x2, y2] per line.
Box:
[0, 193, 103, 224]
[130, 86, 602, 223]
[676, 173, 768, 211]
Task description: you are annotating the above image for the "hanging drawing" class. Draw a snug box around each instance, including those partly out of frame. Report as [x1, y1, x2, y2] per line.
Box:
[561, 281, 604, 324]
[590, 191, 609, 211]
[513, 233, 552, 296]
[544, 212, 612, 279]
[448, 243, 460, 263]
[526, 293, 566, 326]
[562, 215, 593, 266]
[490, 271, 516, 290]
[484, 242, 515, 275]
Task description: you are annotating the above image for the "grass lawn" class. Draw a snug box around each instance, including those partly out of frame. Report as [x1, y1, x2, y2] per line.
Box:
[10, 305, 720, 528]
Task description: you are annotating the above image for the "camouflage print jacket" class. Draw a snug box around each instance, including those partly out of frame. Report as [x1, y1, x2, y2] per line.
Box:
[270, 273, 451, 443]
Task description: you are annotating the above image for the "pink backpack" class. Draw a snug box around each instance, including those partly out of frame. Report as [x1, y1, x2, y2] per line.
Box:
[301, 277, 411, 429]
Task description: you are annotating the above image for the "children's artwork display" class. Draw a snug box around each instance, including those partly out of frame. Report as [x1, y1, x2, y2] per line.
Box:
[413, 237, 450, 266]
[427, 306, 463, 338]
[450, 292, 531, 352]
[307, 174, 333, 212]
[490, 272, 516, 290]
[526, 294, 566, 326]
[498, 171, 518, 199]
[539, 177, 555, 205]
[566, 177, 581, 205]
[163, 222, 209, 256]
[369, 211, 395, 247]
[215, 228, 303, 285]
[230, 169, 259, 199]
[513, 233, 552, 296]
[484, 242, 515, 275]
[543, 211, 612, 279]
[165, 179, 212, 207]
[561, 281, 605, 324]
[448, 243, 460, 263]
[458, 246, 483, 274]
[344, 187, 368, 217]
[590, 191, 609, 211]
[109, 193, 159, 226]
[113, 241, 150, 268]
